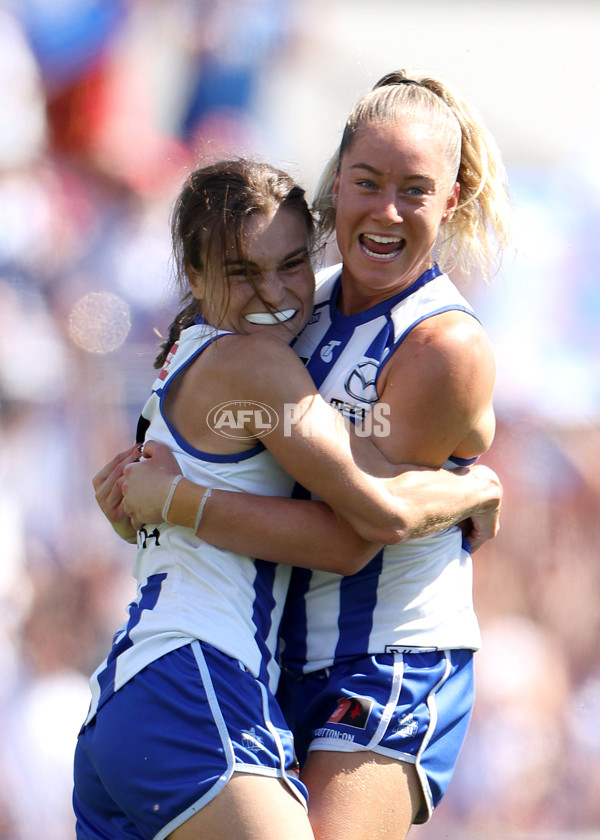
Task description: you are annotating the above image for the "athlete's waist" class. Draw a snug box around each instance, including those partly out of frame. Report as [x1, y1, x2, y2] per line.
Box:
[282, 629, 481, 676]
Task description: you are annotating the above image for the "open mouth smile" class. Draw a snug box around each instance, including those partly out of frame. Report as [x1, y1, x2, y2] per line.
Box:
[359, 233, 406, 260]
[244, 309, 297, 325]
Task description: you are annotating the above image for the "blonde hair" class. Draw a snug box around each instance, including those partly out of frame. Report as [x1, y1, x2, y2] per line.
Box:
[313, 70, 512, 280]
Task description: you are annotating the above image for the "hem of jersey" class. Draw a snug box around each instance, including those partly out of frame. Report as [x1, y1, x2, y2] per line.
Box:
[291, 644, 479, 676]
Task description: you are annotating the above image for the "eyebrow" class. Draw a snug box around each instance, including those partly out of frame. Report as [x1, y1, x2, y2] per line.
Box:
[225, 246, 310, 269]
[350, 162, 434, 183]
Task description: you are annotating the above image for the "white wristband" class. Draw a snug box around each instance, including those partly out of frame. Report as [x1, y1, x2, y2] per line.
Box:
[162, 474, 184, 522]
[194, 487, 213, 533]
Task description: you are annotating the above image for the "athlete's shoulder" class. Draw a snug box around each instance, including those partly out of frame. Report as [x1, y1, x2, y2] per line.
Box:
[424, 271, 475, 312]
[315, 263, 342, 299]
[200, 331, 301, 381]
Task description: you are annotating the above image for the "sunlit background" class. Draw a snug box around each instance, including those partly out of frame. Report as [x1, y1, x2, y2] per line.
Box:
[1, 1, 599, 837]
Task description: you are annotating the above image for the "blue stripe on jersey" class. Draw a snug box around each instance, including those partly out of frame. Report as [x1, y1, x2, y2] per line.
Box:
[334, 550, 384, 661]
[365, 316, 395, 363]
[305, 324, 352, 389]
[252, 559, 278, 685]
[96, 573, 167, 711]
[279, 568, 311, 668]
[276, 480, 312, 667]
[306, 266, 443, 390]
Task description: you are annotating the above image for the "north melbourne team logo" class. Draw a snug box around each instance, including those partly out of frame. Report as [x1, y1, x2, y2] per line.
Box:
[345, 361, 380, 403]
[327, 695, 373, 729]
[241, 727, 265, 752]
[394, 713, 419, 739]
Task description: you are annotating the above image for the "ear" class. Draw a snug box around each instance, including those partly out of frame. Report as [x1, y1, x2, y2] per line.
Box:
[441, 182, 460, 224]
[187, 269, 204, 301]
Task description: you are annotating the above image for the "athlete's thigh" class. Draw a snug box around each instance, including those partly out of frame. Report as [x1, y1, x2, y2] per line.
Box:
[301, 750, 421, 840]
[168, 773, 315, 840]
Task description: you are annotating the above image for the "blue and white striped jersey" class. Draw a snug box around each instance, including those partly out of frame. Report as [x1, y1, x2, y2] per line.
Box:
[85, 323, 295, 723]
[280, 264, 483, 674]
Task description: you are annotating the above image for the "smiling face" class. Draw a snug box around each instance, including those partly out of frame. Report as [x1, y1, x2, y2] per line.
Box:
[189, 203, 315, 342]
[332, 118, 459, 314]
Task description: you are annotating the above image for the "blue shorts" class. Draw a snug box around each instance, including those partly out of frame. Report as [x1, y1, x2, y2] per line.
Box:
[278, 649, 474, 824]
[73, 641, 307, 840]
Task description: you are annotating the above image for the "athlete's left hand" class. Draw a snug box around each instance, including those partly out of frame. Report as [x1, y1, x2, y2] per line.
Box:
[122, 440, 182, 528]
[93, 444, 141, 543]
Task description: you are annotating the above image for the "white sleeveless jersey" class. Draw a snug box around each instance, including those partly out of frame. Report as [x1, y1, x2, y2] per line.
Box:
[85, 323, 295, 723]
[280, 264, 483, 674]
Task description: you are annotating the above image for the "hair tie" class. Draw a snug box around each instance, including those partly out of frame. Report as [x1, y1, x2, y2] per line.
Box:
[373, 72, 424, 92]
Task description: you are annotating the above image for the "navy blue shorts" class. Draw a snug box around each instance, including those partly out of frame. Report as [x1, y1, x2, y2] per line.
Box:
[278, 649, 474, 823]
[73, 641, 307, 839]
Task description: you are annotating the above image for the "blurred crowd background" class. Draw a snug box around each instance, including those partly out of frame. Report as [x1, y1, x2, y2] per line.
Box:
[0, 0, 598, 838]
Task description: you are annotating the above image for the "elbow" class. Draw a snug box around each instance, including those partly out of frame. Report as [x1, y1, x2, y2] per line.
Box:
[352, 512, 412, 547]
[315, 527, 384, 575]
[327, 544, 382, 576]
[345, 491, 416, 546]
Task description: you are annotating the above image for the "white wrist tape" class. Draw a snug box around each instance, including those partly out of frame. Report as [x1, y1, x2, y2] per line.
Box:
[162, 474, 184, 522]
[194, 487, 213, 532]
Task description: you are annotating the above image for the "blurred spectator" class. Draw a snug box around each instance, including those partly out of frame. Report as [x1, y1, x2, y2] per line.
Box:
[174, 0, 298, 158]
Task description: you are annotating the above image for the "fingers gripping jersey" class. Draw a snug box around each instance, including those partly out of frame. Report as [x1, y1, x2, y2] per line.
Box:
[280, 265, 483, 675]
[86, 323, 296, 723]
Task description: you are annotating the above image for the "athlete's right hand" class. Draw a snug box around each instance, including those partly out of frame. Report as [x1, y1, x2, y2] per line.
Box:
[122, 440, 182, 528]
[459, 463, 502, 554]
[93, 444, 142, 543]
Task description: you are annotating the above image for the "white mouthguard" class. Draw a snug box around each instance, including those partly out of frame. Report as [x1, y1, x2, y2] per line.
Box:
[245, 309, 296, 325]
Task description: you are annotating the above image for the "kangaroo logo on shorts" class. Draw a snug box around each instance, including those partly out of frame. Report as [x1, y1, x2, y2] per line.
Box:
[394, 713, 419, 739]
[241, 727, 265, 752]
[328, 695, 373, 729]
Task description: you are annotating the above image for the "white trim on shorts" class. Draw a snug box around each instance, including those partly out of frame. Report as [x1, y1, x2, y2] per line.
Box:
[234, 677, 307, 809]
[304, 651, 458, 823]
[155, 641, 236, 840]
